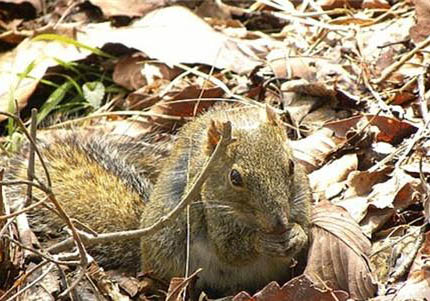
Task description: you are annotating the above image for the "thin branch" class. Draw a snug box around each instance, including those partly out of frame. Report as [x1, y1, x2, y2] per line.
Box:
[0, 261, 49, 301]
[24, 108, 38, 207]
[6, 262, 55, 301]
[0, 197, 47, 221]
[5, 236, 80, 266]
[373, 35, 430, 84]
[0, 111, 51, 187]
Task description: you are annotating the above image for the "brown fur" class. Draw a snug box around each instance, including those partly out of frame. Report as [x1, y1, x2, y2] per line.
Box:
[7, 105, 312, 297]
[140, 105, 312, 297]
[6, 133, 163, 270]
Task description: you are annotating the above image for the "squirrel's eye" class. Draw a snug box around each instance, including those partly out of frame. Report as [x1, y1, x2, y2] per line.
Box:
[229, 169, 244, 188]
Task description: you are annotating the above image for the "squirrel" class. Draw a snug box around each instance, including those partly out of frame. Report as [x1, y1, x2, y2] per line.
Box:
[6, 105, 312, 298]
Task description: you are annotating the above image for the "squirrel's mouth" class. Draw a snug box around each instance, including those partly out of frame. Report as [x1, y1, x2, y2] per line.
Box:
[259, 227, 288, 236]
[255, 224, 307, 258]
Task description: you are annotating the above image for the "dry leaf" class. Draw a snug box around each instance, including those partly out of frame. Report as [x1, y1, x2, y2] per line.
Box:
[308, 154, 358, 198]
[306, 201, 377, 300]
[135, 85, 223, 134]
[360, 169, 423, 236]
[79, 6, 265, 74]
[290, 128, 346, 172]
[391, 231, 430, 300]
[362, 0, 390, 9]
[88, 0, 166, 17]
[232, 277, 349, 301]
[410, 0, 430, 44]
[0, 38, 90, 121]
[113, 53, 181, 91]
[324, 115, 417, 144]
[316, 0, 363, 9]
[166, 269, 201, 301]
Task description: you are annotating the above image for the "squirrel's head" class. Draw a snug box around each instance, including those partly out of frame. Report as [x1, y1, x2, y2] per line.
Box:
[201, 106, 307, 235]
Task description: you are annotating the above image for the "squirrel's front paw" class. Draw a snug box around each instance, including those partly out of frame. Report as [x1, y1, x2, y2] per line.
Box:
[255, 223, 308, 259]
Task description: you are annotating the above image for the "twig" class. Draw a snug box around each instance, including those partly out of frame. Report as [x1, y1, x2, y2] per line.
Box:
[24, 108, 37, 207]
[0, 111, 91, 297]
[0, 197, 47, 220]
[4, 236, 80, 266]
[6, 262, 55, 301]
[48, 121, 235, 252]
[418, 72, 429, 124]
[0, 261, 49, 301]
[0, 111, 51, 187]
[58, 266, 86, 299]
[373, 35, 430, 84]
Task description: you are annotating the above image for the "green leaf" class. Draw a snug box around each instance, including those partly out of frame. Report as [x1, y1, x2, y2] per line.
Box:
[37, 81, 73, 125]
[83, 81, 105, 109]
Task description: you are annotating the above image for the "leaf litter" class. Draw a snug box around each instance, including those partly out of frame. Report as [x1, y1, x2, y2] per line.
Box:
[0, 0, 429, 300]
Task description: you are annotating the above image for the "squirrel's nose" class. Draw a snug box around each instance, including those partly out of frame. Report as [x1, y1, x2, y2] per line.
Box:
[268, 216, 288, 235]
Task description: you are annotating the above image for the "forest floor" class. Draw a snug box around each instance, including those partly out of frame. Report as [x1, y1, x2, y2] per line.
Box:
[0, 0, 429, 300]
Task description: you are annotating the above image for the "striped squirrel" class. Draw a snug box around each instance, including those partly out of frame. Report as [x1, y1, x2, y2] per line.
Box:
[7, 105, 312, 298]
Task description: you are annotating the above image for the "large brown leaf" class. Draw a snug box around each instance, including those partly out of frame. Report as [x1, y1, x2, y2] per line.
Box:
[305, 201, 377, 300]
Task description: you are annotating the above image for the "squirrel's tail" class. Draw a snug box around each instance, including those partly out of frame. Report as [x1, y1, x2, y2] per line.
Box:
[6, 131, 164, 272]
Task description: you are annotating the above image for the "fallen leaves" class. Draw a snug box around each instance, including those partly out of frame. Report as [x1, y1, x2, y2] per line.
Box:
[233, 277, 349, 301]
[1, 0, 430, 300]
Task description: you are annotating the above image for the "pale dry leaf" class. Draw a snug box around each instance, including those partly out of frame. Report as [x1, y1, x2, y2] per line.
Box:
[306, 201, 377, 300]
[0, 38, 90, 122]
[78, 6, 266, 74]
[345, 169, 391, 198]
[89, 0, 166, 17]
[333, 169, 391, 222]
[308, 154, 358, 198]
[290, 128, 346, 173]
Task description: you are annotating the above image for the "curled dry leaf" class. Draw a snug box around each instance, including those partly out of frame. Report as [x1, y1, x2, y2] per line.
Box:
[308, 154, 358, 200]
[136, 85, 223, 134]
[0, 38, 90, 121]
[232, 277, 349, 301]
[360, 169, 423, 236]
[306, 201, 377, 300]
[324, 115, 417, 144]
[290, 128, 346, 173]
[79, 6, 265, 74]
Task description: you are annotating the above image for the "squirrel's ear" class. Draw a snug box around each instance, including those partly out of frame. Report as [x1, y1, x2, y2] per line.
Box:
[205, 119, 222, 156]
[265, 104, 282, 127]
